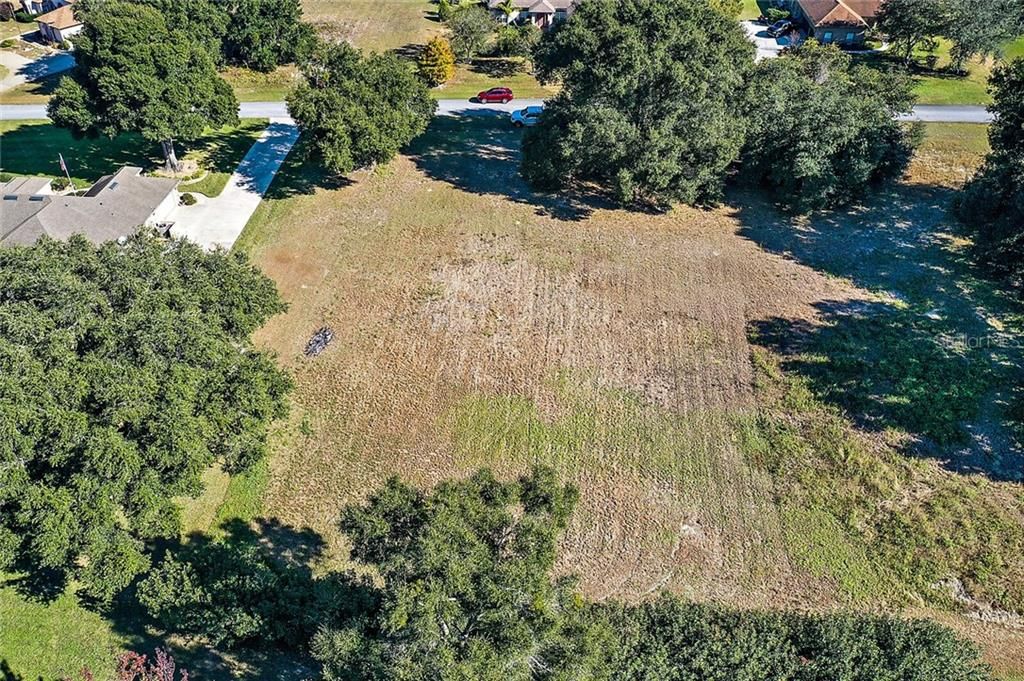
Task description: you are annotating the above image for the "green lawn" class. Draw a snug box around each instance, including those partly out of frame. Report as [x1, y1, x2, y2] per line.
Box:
[0, 119, 266, 187]
[907, 36, 1024, 105]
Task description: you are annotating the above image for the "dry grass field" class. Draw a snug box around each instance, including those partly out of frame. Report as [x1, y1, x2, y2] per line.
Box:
[238, 120, 1024, 676]
[301, 0, 439, 53]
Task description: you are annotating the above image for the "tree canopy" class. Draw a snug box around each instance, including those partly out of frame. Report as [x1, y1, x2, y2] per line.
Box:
[48, 0, 238, 170]
[311, 468, 991, 680]
[521, 0, 754, 207]
[223, 0, 315, 72]
[956, 58, 1024, 287]
[287, 40, 436, 175]
[0, 236, 291, 601]
[741, 42, 920, 212]
[313, 467, 606, 680]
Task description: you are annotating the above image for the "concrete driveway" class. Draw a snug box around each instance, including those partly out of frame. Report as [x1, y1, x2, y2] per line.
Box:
[0, 49, 75, 92]
[741, 20, 800, 61]
[169, 117, 299, 250]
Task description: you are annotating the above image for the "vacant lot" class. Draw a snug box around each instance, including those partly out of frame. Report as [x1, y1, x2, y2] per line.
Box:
[3, 118, 1022, 679]
[238, 119, 1024, 675]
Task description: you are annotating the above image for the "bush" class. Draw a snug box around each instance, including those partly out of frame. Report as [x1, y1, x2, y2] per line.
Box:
[494, 22, 540, 59]
[436, 0, 454, 21]
[14, 9, 32, 22]
[417, 35, 456, 85]
[50, 176, 71, 191]
[179, 191, 197, 205]
[0, 38, 15, 48]
[765, 7, 790, 21]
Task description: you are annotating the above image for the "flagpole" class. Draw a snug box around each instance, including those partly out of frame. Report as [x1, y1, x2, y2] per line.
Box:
[59, 153, 74, 192]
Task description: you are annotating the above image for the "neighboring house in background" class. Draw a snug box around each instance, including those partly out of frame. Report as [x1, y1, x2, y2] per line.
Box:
[487, 0, 577, 29]
[19, 0, 67, 15]
[35, 1, 81, 43]
[0, 167, 179, 247]
[790, 0, 881, 46]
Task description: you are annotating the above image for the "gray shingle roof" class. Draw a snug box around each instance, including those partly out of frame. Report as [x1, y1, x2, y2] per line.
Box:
[0, 167, 178, 247]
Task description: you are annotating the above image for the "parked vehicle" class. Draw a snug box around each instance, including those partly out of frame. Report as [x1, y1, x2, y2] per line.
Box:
[477, 87, 514, 104]
[767, 19, 793, 38]
[510, 105, 544, 127]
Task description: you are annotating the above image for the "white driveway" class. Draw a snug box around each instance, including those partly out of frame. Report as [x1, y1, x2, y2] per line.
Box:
[741, 20, 799, 61]
[169, 118, 299, 250]
[0, 49, 75, 92]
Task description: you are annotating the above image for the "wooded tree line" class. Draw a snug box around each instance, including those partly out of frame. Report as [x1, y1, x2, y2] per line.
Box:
[136, 467, 994, 681]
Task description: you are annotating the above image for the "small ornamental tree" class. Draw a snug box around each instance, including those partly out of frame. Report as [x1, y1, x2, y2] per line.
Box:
[0, 235, 291, 601]
[48, 0, 237, 171]
[741, 42, 920, 212]
[418, 35, 457, 85]
[288, 40, 436, 174]
[445, 4, 494, 61]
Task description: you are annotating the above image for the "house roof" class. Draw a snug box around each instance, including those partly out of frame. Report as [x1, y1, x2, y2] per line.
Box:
[487, 0, 574, 11]
[1, 176, 52, 196]
[796, 0, 880, 28]
[36, 2, 80, 30]
[1, 167, 178, 247]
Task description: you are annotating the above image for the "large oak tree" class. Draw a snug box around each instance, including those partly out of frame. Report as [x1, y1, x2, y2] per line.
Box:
[520, 0, 754, 208]
[741, 42, 920, 212]
[48, 0, 238, 171]
[0, 236, 291, 601]
[287, 40, 436, 175]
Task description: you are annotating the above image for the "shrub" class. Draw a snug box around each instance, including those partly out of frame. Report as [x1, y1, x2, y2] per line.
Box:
[0, 38, 15, 48]
[494, 22, 540, 59]
[765, 7, 790, 21]
[14, 9, 32, 22]
[50, 175, 71, 191]
[436, 0, 454, 22]
[179, 191, 197, 205]
[417, 35, 456, 85]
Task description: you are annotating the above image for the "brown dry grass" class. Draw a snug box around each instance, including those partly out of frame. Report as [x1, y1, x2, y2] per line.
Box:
[238, 120, 1024, 672]
[301, 0, 439, 52]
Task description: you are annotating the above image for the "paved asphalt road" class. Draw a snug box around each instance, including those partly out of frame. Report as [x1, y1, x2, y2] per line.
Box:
[0, 100, 993, 123]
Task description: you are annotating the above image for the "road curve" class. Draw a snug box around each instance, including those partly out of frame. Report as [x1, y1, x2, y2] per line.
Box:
[1, 100, 992, 123]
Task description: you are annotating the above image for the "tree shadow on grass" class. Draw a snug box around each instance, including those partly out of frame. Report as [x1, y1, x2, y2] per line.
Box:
[407, 113, 611, 221]
[261, 135, 353, 200]
[732, 187, 1024, 481]
[0, 659, 35, 681]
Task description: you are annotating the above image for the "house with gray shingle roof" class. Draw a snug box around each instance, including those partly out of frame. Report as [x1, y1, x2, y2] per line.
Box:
[1, 167, 179, 248]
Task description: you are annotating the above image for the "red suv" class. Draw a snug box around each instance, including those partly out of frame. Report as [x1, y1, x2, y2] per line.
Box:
[476, 87, 514, 104]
